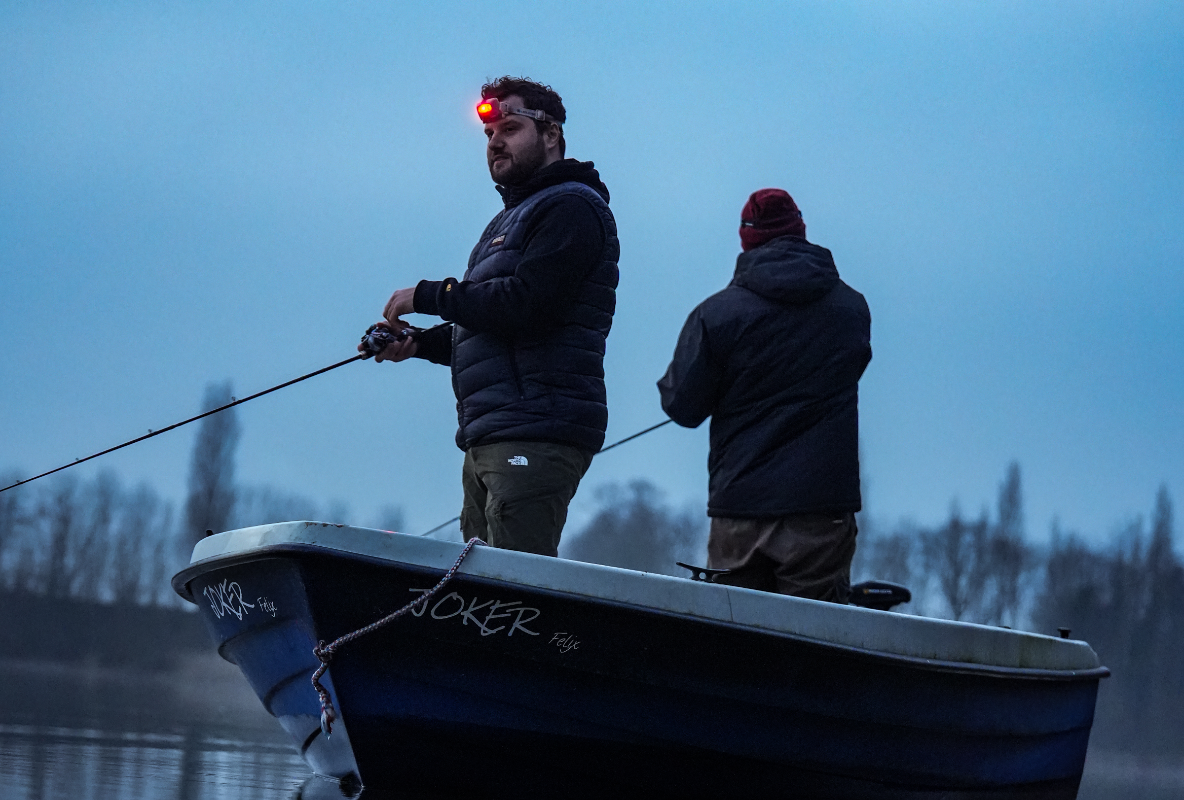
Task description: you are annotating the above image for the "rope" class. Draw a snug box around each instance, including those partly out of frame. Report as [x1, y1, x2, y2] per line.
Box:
[413, 418, 674, 537]
[311, 421, 676, 729]
[311, 536, 485, 737]
[0, 354, 367, 495]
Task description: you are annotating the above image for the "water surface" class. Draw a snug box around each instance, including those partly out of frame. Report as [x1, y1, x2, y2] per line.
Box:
[1, 656, 1179, 799]
[0, 719, 308, 800]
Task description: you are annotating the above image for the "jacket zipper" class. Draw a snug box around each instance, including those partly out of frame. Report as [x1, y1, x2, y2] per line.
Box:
[508, 347, 526, 401]
[452, 325, 467, 429]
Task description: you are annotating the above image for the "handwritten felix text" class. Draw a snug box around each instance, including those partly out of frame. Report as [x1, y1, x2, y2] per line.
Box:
[257, 596, 278, 617]
[549, 632, 580, 653]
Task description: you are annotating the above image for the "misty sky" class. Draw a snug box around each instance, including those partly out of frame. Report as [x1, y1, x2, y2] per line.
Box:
[2, 1, 1181, 542]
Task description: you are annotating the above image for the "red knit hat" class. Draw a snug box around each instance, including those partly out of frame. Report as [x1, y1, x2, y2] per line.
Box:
[740, 188, 806, 252]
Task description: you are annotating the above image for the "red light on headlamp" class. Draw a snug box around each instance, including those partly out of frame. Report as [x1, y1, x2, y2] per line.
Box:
[476, 98, 556, 125]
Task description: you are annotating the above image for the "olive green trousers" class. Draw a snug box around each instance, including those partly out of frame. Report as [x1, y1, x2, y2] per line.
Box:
[460, 441, 594, 557]
[707, 513, 858, 603]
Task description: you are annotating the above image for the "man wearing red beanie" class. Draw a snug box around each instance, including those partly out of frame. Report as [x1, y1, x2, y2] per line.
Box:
[658, 189, 871, 603]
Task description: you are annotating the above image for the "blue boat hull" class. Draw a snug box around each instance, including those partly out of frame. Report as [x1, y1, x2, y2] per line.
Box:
[176, 541, 1103, 799]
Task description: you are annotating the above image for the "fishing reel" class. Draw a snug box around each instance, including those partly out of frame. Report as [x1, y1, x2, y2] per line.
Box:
[359, 323, 415, 359]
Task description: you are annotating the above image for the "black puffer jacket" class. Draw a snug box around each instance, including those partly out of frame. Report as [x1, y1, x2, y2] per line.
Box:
[658, 235, 871, 517]
[414, 160, 619, 452]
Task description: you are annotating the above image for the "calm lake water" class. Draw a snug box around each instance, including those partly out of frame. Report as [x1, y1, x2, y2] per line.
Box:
[0, 657, 1180, 799]
[0, 655, 313, 800]
[0, 720, 308, 800]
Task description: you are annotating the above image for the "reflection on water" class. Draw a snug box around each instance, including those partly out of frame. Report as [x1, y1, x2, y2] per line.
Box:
[0, 721, 308, 800]
[5, 717, 1184, 799]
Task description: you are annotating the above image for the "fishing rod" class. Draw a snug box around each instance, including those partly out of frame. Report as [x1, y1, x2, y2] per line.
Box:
[0, 325, 409, 495]
[415, 418, 674, 537]
[2, 325, 675, 501]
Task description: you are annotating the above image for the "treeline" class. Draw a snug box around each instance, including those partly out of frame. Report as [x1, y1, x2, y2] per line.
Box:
[853, 466, 1181, 755]
[0, 382, 402, 608]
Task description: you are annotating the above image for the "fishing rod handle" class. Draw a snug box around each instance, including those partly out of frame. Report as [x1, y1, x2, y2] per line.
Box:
[359, 324, 416, 359]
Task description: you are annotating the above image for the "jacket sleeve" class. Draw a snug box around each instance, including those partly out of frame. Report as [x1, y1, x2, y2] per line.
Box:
[657, 306, 721, 428]
[413, 195, 605, 337]
[409, 323, 452, 366]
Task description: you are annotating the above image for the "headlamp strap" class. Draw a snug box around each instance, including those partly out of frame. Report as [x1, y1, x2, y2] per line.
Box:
[513, 107, 549, 122]
[479, 98, 559, 125]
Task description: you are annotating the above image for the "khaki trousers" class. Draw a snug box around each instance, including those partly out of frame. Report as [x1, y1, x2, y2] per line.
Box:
[460, 441, 594, 557]
[707, 513, 858, 603]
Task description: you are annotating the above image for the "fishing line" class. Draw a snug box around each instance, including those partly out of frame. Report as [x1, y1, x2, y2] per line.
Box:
[596, 418, 673, 454]
[415, 418, 674, 537]
[0, 354, 368, 495]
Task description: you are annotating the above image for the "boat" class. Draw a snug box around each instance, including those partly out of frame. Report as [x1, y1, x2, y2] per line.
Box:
[172, 520, 1108, 799]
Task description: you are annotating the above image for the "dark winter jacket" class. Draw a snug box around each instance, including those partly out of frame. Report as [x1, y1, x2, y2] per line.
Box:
[413, 159, 619, 452]
[658, 235, 871, 517]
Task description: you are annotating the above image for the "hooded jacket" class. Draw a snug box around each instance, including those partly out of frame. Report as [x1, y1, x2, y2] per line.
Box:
[414, 159, 619, 452]
[658, 235, 871, 517]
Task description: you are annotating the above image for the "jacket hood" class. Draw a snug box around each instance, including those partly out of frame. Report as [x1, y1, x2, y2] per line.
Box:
[731, 235, 840, 304]
[497, 159, 610, 208]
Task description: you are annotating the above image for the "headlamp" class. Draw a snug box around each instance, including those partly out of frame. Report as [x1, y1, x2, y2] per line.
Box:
[477, 98, 557, 125]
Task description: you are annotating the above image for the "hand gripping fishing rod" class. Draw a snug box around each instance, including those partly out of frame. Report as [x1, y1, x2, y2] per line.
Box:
[0, 324, 411, 495]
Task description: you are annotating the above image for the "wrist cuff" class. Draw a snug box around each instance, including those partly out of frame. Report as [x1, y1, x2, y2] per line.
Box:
[414, 280, 441, 315]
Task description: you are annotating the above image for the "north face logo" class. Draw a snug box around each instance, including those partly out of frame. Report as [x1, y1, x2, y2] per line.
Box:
[507, 456, 529, 466]
[490, 234, 506, 246]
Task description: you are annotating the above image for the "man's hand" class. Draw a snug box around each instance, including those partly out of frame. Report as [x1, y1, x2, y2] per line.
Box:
[357, 320, 418, 363]
[384, 287, 417, 325]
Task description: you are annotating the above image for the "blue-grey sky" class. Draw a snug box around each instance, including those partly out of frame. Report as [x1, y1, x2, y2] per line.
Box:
[2, 1, 1181, 542]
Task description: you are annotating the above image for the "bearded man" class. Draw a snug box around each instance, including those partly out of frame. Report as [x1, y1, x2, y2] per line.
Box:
[366, 77, 618, 557]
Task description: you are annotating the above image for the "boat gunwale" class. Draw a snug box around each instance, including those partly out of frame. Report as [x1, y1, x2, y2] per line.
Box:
[173, 541, 1109, 684]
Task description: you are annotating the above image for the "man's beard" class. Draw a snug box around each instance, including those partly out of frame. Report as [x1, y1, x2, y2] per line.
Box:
[489, 137, 547, 186]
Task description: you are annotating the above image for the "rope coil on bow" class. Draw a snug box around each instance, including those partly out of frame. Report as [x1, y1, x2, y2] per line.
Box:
[311, 536, 486, 737]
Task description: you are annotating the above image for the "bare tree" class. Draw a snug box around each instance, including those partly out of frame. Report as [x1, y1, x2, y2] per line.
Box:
[10, 540, 42, 595]
[40, 476, 78, 599]
[183, 381, 240, 551]
[70, 470, 118, 601]
[983, 462, 1032, 627]
[1145, 485, 1176, 613]
[562, 480, 707, 576]
[1130, 486, 1181, 744]
[1033, 491, 1183, 755]
[922, 504, 991, 621]
[855, 521, 918, 592]
[1033, 519, 1106, 631]
[0, 472, 25, 580]
[110, 483, 160, 605]
[145, 501, 177, 606]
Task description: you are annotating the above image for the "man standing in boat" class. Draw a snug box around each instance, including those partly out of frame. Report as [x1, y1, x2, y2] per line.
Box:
[658, 190, 870, 603]
[365, 77, 618, 558]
